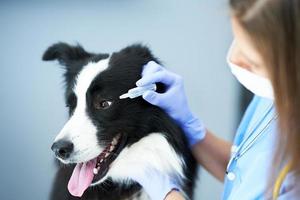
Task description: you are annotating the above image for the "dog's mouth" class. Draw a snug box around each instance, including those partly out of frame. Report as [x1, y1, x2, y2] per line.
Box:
[67, 133, 127, 197]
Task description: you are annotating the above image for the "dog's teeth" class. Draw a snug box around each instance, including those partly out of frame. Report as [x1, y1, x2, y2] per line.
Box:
[112, 138, 118, 145]
[109, 145, 114, 151]
[100, 159, 104, 163]
[105, 152, 109, 158]
[93, 168, 99, 175]
[115, 134, 121, 140]
[112, 134, 121, 145]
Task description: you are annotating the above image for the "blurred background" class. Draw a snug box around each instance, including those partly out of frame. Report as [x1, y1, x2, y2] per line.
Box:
[0, 0, 251, 199]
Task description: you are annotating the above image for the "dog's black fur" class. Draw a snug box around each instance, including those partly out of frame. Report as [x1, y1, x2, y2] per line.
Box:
[43, 43, 197, 200]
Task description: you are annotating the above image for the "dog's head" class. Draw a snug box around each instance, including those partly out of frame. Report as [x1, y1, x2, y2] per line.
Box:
[43, 43, 175, 196]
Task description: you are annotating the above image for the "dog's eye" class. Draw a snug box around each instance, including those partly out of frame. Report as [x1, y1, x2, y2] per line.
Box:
[95, 100, 112, 109]
[93, 95, 113, 110]
[100, 101, 112, 109]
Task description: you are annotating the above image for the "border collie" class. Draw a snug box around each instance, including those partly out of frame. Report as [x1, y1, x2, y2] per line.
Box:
[43, 43, 197, 200]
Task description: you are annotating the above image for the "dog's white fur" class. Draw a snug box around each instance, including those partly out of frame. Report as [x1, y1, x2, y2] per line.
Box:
[108, 133, 185, 182]
[88, 133, 185, 185]
[92, 133, 186, 199]
[53, 58, 110, 164]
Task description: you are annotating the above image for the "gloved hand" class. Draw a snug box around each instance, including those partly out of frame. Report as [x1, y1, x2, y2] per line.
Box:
[129, 166, 180, 200]
[136, 61, 206, 146]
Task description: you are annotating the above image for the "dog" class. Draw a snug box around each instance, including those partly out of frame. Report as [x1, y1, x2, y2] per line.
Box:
[43, 43, 197, 200]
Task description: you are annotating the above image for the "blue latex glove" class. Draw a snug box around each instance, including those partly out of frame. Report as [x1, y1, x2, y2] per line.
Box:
[136, 61, 206, 146]
[130, 167, 180, 200]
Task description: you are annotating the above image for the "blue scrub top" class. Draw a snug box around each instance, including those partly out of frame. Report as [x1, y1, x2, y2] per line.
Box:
[222, 95, 277, 199]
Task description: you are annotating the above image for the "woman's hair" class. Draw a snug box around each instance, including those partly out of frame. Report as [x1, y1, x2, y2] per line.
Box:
[229, 0, 300, 196]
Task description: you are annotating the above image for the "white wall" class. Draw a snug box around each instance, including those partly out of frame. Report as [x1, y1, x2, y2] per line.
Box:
[0, 0, 239, 199]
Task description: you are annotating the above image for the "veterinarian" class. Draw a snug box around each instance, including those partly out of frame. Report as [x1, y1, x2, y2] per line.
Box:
[128, 0, 300, 199]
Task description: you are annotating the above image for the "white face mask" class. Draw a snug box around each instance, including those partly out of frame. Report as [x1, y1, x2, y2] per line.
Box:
[227, 42, 274, 100]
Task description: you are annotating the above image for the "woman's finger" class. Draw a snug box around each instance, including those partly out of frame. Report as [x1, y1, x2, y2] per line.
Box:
[142, 61, 163, 77]
[136, 70, 176, 87]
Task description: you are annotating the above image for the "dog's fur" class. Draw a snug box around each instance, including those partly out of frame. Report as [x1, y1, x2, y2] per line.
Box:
[43, 43, 197, 200]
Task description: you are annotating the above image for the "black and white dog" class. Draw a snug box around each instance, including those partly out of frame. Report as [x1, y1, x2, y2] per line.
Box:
[43, 43, 197, 200]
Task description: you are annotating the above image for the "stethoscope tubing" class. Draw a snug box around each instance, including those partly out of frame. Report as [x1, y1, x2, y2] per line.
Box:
[226, 103, 276, 173]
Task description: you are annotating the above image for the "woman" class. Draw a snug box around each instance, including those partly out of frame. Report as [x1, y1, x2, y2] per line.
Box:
[128, 0, 300, 199]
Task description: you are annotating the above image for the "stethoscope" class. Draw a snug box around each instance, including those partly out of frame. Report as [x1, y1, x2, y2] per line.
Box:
[226, 102, 277, 181]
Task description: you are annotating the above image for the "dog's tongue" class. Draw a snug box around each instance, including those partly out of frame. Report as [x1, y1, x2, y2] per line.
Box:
[67, 159, 97, 197]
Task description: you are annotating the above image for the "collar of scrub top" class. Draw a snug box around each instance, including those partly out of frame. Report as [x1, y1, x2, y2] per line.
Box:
[226, 102, 278, 181]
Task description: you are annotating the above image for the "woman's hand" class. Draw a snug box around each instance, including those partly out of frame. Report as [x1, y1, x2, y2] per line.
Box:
[136, 61, 206, 146]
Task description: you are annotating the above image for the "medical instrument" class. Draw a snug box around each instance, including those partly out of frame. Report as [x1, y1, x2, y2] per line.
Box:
[119, 84, 157, 99]
[226, 103, 277, 181]
[273, 161, 292, 199]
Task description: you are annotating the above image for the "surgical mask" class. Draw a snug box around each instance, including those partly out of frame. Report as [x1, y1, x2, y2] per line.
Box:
[227, 42, 274, 100]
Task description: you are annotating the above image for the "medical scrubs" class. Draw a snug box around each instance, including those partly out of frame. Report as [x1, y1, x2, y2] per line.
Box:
[222, 95, 300, 199]
[222, 95, 277, 199]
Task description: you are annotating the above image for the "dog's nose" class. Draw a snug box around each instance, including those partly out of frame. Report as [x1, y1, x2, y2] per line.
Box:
[51, 140, 74, 159]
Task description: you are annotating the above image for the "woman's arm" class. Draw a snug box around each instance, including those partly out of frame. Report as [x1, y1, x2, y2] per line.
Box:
[192, 129, 232, 182]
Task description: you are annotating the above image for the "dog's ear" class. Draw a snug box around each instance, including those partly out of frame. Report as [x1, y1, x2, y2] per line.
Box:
[43, 42, 110, 92]
[42, 42, 94, 67]
[42, 42, 109, 86]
